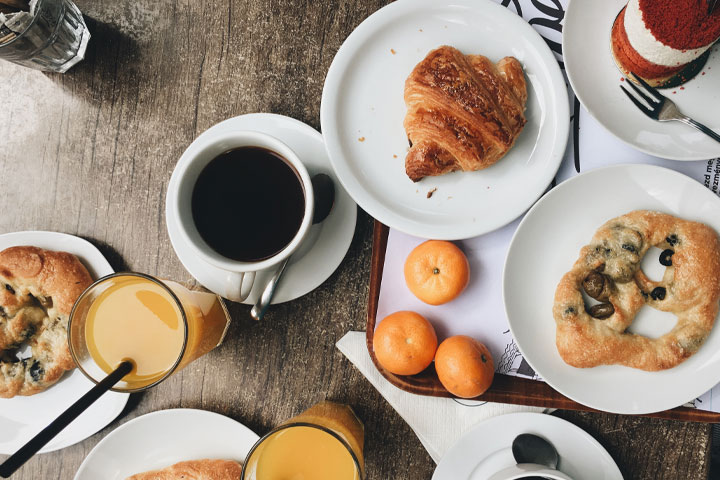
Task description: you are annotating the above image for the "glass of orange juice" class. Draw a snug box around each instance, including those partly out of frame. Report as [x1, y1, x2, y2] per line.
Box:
[241, 401, 364, 480]
[68, 272, 230, 392]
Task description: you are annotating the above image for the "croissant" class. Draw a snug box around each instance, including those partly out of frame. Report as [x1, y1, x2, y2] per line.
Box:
[125, 459, 243, 480]
[403, 46, 527, 182]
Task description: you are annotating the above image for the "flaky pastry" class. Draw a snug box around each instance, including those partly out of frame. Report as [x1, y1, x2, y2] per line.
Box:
[403, 46, 527, 182]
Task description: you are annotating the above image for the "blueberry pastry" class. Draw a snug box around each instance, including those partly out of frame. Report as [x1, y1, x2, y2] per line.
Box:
[554, 210, 720, 371]
[0, 246, 92, 397]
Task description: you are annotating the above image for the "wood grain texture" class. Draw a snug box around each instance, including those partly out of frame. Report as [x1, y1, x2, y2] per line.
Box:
[0, 0, 712, 479]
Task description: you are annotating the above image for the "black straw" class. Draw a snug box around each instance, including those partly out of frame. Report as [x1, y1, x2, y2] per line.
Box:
[0, 361, 133, 478]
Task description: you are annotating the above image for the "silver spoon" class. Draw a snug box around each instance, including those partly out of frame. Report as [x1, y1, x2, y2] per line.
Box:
[512, 433, 560, 471]
[250, 174, 335, 320]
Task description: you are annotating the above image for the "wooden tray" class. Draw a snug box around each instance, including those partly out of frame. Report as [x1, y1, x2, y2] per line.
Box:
[366, 220, 720, 423]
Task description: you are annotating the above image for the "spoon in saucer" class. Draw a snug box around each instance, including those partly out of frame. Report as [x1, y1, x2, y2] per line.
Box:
[250, 174, 335, 321]
[512, 433, 560, 479]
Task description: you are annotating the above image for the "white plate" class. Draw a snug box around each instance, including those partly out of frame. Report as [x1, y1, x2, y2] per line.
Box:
[166, 113, 357, 305]
[504, 164, 720, 414]
[74, 409, 259, 480]
[321, 0, 569, 240]
[564, 0, 720, 160]
[0, 231, 128, 454]
[432, 412, 622, 480]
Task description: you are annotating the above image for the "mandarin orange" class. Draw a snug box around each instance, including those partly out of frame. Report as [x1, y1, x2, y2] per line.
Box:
[435, 335, 494, 398]
[373, 311, 438, 375]
[404, 240, 470, 305]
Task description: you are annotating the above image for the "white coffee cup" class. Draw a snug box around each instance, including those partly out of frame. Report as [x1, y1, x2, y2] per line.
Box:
[166, 130, 314, 302]
[487, 463, 574, 480]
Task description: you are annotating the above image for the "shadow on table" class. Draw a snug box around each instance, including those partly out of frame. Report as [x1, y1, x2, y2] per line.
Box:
[117, 390, 145, 420]
[711, 424, 720, 478]
[79, 236, 130, 273]
[42, 16, 140, 106]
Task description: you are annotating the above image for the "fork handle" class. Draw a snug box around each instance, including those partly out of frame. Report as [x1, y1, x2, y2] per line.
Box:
[677, 116, 720, 143]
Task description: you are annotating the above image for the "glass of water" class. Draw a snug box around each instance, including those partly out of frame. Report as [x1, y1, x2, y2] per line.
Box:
[0, 0, 90, 73]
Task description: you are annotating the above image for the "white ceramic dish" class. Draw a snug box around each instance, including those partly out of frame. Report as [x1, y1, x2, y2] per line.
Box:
[321, 0, 569, 240]
[74, 409, 259, 480]
[563, 0, 720, 160]
[432, 412, 622, 480]
[0, 231, 128, 454]
[504, 164, 720, 414]
[166, 113, 357, 305]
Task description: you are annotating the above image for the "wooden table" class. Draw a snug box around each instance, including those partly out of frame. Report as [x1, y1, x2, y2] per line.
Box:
[0, 0, 712, 478]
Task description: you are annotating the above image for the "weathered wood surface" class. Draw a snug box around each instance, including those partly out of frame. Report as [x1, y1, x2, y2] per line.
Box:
[0, 0, 712, 478]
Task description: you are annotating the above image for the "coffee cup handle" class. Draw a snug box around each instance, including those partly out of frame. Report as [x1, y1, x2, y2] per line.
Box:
[223, 271, 256, 303]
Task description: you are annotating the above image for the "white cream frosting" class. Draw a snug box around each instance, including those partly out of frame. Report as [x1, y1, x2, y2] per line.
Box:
[623, 0, 713, 67]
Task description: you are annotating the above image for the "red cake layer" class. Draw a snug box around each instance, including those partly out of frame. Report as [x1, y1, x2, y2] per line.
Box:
[611, 8, 686, 81]
[638, 0, 720, 50]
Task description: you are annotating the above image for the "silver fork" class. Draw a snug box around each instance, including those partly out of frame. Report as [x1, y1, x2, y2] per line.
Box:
[620, 73, 720, 143]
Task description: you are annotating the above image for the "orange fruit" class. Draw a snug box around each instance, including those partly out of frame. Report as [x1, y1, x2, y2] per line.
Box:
[404, 240, 470, 305]
[374, 311, 438, 375]
[435, 335, 494, 398]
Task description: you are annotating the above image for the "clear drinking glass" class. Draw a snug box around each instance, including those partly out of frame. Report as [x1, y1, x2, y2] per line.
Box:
[0, 0, 90, 72]
[68, 272, 231, 392]
[242, 401, 365, 480]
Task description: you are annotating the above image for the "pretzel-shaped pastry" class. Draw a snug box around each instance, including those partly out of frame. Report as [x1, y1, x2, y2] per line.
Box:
[553, 210, 720, 371]
[0, 246, 92, 397]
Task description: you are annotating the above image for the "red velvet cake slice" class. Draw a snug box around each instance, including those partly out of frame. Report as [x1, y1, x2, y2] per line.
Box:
[611, 0, 720, 87]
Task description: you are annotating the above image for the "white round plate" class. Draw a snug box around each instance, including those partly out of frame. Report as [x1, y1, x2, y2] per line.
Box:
[564, 0, 720, 160]
[433, 412, 622, 480]
[166, 113, 357, 305]
[504, 164, 720, 414]
[321, 0, 569, 240]
[74, 409, 259, 480]
[0, 231, 128, 454]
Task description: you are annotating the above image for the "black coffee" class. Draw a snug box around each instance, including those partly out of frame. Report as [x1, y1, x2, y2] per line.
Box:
[191, 147, 305, 262]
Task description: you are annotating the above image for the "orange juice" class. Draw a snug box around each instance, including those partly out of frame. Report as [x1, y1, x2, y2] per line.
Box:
[163, 279, 230, 370]
[82, 274, 229, 390]
[244, 426, 359, 480]
[243, 402, 364, 480]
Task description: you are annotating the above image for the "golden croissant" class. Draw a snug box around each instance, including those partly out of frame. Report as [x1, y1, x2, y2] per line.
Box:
[403, 46, 527, 182]
[125, 459, 243, 480]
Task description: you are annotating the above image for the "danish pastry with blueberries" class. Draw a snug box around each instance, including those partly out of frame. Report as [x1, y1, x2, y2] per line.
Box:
[0, 246, 92, 397]
[553, 210, 720, 371]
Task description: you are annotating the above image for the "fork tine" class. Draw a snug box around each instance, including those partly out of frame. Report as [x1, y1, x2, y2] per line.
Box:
[620, 85, 654, 117]
[626, 78, 659, 107]
[631, 73, 663, 102]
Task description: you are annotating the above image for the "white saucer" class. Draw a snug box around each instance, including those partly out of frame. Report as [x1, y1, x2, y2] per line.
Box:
[321, 0, 569, 240]
[0, 231, 129, 454]
[564, 0, 720, 160]
[432, 412, 622, 480]
[74, 409, 259, 480]
[504, 164, 720, 414]
[166, 113, 357, 305]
